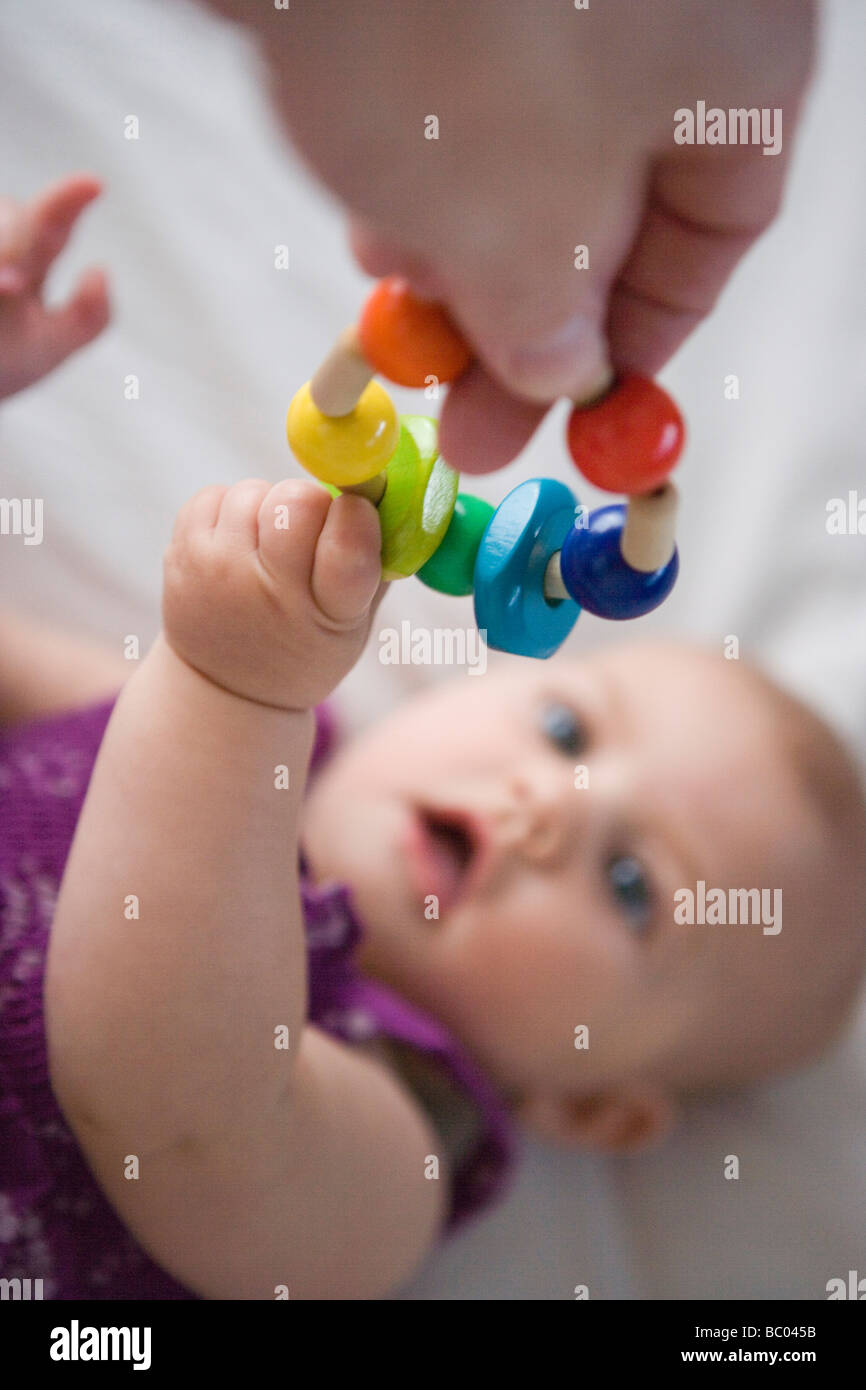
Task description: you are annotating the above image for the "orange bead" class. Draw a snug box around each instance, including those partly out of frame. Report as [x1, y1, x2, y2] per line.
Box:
[359, 276, 472, 388]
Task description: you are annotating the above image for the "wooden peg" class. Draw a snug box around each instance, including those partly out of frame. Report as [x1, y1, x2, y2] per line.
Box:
[309, 324, 373, 417]
[620, 483, 679, 573]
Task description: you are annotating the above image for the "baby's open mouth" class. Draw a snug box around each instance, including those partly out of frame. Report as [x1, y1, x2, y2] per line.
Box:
[405, 806, 483, 918]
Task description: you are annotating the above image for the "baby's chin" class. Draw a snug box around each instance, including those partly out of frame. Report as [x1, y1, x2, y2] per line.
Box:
[301, 774, 416, 936]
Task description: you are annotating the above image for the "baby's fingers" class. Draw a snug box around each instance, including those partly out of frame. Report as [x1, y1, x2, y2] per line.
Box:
[258, 481, 382, 624]
[21, 174, 103, 290]
[37, 268, 110, 371]
[170, 484, 228, 544]
[0, 197, 30, 291]
[311, 493, 383, 624]
[257, 479, 332, 590]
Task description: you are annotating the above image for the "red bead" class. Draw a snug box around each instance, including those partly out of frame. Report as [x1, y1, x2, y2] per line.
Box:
[566, 375, 684, 494]
[359, 276, 472, 388]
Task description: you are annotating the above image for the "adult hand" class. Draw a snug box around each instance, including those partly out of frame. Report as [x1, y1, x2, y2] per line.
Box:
[218, 0, 816, 472]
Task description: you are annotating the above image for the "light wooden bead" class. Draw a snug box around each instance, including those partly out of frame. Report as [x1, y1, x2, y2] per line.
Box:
[620, 483, 679, 573]
[309, 324, 374, 417]
[342, 473, 387, 504]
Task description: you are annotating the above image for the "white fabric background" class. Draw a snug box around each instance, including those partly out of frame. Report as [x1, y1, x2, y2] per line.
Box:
[1, 0, 863, 1299]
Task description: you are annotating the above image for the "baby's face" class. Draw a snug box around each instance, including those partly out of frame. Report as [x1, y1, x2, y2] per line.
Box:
[301, 642, 818, 1102]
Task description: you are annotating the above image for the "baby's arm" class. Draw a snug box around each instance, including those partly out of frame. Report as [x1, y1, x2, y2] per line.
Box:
[45, 479, 448, 1299]
[0, 175, 116, 723]
[0, 608, 129, 724]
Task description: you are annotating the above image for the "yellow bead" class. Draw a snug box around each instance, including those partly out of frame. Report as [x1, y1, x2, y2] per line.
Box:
[286, 380, 399, 487]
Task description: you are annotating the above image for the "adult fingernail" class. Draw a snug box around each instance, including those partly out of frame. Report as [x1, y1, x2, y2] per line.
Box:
[504, 316, 611, 402]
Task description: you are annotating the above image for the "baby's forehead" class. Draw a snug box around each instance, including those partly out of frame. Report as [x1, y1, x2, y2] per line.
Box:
[567, 640, 738, 689]
[572, 642, 786, 730]
[543, 643, 760, 728]
[454, 644, 793, 793]
[570, 646, 806, 822]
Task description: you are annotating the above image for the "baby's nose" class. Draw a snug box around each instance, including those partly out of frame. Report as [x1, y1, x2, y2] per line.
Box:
[495, 772, 569, 866]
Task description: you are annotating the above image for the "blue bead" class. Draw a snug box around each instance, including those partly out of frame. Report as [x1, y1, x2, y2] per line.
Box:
[473, 479, 581, 658]
[559, 504, 678, 619]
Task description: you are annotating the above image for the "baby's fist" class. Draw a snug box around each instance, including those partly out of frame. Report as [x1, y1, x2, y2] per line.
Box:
[163, 478, 384, 710]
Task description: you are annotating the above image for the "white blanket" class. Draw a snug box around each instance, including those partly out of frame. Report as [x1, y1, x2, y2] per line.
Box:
[1, 0, 863, 1299]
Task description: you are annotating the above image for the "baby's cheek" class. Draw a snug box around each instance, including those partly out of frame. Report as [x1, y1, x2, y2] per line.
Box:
[374, 679, 515, 778]
[449, 906, 607, 1078]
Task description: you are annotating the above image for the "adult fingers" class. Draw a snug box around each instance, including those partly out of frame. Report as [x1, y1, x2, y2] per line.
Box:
[607, 142, 796, 373]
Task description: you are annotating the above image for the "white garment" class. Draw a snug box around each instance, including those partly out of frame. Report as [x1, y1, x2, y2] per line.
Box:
[0, 0, 864, 1300]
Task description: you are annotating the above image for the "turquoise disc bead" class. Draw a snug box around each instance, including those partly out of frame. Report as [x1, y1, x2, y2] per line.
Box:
[473, 478, 581, 659]
[418, 493, 495, 596]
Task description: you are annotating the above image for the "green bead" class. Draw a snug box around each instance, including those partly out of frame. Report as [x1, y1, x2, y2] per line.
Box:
[378, 415, 459, 580]
[418, 492, 495, 595]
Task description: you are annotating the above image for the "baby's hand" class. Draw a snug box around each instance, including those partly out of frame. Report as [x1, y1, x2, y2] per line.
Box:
[0, 174, 109, 402]
[162, 478, 385, 710]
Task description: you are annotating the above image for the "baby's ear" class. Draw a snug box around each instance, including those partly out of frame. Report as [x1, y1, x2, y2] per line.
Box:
[516, 1085, 677, 1153]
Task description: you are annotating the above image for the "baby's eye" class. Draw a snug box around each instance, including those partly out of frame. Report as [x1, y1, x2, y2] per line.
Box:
[607, 854, 653, 935]
[539, 702, 586, 757]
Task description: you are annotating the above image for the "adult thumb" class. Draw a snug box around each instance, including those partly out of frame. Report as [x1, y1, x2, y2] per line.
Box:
[439, 171, 644, 407]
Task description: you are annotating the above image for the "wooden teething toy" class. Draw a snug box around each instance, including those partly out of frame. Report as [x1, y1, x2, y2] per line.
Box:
[286, 275, 683, 659]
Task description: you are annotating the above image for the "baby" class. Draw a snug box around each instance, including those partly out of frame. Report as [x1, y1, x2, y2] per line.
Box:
[2, 179, 866, 1303]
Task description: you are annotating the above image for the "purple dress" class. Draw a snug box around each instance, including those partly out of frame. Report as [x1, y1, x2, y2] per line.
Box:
[0, 697, 516, 1299]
